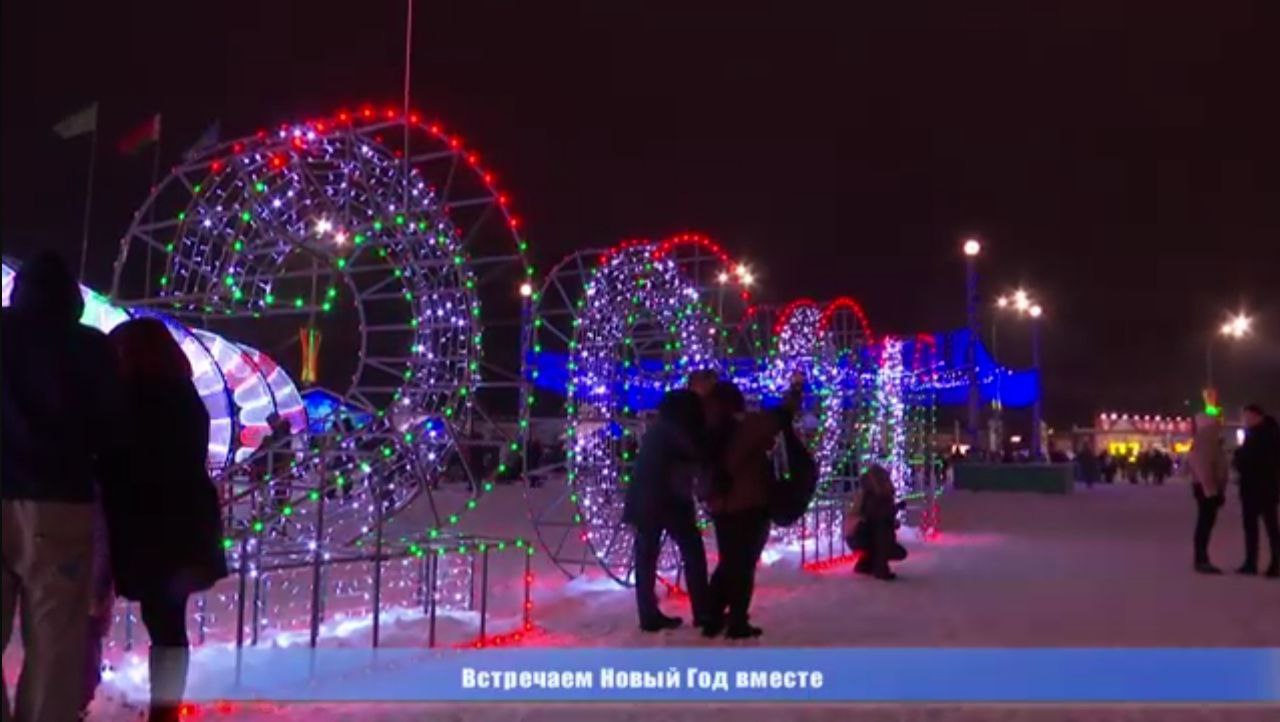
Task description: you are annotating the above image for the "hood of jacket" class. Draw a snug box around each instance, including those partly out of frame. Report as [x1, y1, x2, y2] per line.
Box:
[10, 251, 84, 325]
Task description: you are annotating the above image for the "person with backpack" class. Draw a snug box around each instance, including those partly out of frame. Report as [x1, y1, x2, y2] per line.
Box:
[703, 380, 807, 639]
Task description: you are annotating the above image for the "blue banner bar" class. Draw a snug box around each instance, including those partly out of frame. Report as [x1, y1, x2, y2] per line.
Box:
[184, 648, 1280, 703]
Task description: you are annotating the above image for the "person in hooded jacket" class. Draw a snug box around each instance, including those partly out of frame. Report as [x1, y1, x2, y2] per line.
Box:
[1233, 404, 1280, 577]
[1, 251, 130, 722]
[623, 389, 711, 632]
[1187, 413, 1229, 574]
[103, 318, 229, 722]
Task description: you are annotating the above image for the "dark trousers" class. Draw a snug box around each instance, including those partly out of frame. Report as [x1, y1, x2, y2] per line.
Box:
[633, 507, 710, 625]
[1192, 483, 1223, 564]
[1240, 494, 1280, 570]
[138, 589, 190, 716]
[709, 509, 771, 626]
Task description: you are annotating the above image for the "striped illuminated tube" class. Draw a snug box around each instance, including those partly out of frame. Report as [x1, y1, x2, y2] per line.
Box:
[1, 260, 307, 470]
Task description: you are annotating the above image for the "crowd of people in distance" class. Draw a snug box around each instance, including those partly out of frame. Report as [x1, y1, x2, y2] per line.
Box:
[2, 252, 227, 722]
[623, 371, 904, 640]
[1075, 445, 1177, 487]
[1186, 406, 1280, 577]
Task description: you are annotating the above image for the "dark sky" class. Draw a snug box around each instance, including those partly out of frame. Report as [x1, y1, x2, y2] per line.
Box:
[4, 0, 1279, 426]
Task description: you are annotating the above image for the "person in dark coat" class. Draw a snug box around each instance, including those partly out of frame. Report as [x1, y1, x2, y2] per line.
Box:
[703, 381, 796, 639]
[103, 318, 229, 722]
[1233, 404, 1280, 577]
[1077, 442, 1100, 488]
[1100, 451, 1117, 484]
[1, 251, 130, 721]
[623, 389, 711, 632]
[848, 465, 905, 580]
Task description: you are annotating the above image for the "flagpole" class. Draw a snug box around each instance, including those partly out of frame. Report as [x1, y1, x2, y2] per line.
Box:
[78, 124, 99, 282]
[144, 118, 163, 297]
[402, 0, 414, 211]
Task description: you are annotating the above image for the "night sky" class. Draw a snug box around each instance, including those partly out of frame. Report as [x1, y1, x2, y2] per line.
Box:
[4, 1, 1278, 427]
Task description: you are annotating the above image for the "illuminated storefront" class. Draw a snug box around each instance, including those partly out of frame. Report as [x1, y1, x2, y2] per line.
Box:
[1081, 413, 1193, 460]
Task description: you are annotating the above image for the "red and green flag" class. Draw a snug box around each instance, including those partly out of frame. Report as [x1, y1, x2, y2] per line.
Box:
[117, 113, 161, 155]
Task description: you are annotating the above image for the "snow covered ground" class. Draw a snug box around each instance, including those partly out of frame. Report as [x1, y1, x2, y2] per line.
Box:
[10, 479, 1279, 720]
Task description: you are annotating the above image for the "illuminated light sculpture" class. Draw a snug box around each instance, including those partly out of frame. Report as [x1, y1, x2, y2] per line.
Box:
[741, 294, 943, 564]
[104, 107, 537, 650]
[523, 234, 753, 584]
[747, 297, 878, 562]
[866, 334, 941, 533]
[1, 260, 302, 470]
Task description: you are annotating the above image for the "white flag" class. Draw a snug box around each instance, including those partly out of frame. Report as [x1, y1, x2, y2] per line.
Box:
[182, 120, 221, 161]
[53, 102, 98, 139]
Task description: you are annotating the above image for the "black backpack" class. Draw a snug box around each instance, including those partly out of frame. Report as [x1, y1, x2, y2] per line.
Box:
[768, 417, 818, 526]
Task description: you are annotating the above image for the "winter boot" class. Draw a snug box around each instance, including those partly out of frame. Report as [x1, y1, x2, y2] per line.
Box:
[639, 614, 683, 633]
[148, 646, 189, 722]
[725, 623, 763, 640]
[698, 616, 726, 638]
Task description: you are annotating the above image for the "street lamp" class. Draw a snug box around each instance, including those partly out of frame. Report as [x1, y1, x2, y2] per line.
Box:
[1206, 312, 1252, 392]
[992, 289, 1045, 458]
[962, 238, 982, 450]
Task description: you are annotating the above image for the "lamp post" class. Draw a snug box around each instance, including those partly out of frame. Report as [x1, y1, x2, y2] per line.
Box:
[1028, 303, 1044, 459]
[994, 289, 1045, 458]
[1206, 312, 1252, 400]
[963, 239, 982, 451]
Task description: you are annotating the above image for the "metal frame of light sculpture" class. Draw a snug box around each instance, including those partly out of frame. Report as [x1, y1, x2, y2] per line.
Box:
[902, 333, 942, 537]
[522, 234, 751, 584]
[110, 107, 534, 573]
[868, 334, 939, 505]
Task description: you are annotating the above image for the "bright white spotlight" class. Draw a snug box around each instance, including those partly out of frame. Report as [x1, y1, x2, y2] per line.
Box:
[1029, 304, 1043, 318]
[519, 282, 533, 298]
[963, 239, 981, 256]
[314, 218, 333, 235]
[1221, 313, 1252, 339]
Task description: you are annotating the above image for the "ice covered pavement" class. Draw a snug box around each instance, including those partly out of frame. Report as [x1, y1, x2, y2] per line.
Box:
[74, 481, 1280, 719]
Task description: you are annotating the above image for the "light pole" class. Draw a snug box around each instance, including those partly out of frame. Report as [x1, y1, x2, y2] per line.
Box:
[963, 239, 982, 451]
[1028, 303, 1044, 459]
[1207, 312, 1252, 400]
[994, 289, 1045, 458]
